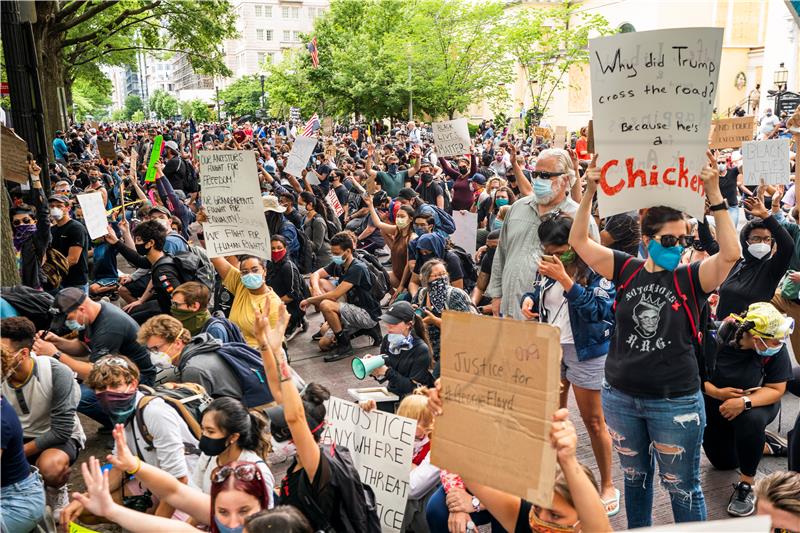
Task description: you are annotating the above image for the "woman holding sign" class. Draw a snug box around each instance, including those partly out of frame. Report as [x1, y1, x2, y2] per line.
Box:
[569, 152, 741, 528]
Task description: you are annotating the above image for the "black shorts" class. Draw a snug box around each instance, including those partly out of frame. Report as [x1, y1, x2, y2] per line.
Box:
[125, 275, 149, 298]
[24, 437, 81, 466]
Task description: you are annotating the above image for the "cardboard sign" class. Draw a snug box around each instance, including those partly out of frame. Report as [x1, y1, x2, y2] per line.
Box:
[321, 397, 416, 533]
[0, 125, 29, 184]
[742, 138, 790, 185]
[432, 119, 471, 157]
[284, 135, 317, 177]
[554, 126, 568, 148]
[533, 126, 552, 139]
[76, 192, 108, 240]
[199, 150, 271, 258]
[431, 313, 562, 508]
[710, 117, 755, 149]
[589, 28, 723, 219]
[325, 188, 344, 217]
[451, 210, 478, 256]
[322, 116, 334, 137]
[145, 135, 163, 182]
[97, 139, 116, 160]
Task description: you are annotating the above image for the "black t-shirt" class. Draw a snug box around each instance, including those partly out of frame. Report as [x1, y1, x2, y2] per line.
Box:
[347, 188, 365, 214]
[711, 344, 793, 390]
[332, 184, 349, 211]
[1, 396, 31, 487]
[163, 156, 187, 192]
[81, 302, 156, 385]
[281, 454, 339, 531]
[480, 246, 496, 275]
[515, 499, 534, 533]
[51, 219, 89, 286]
[324, 258, 381, 320]
[719, 167, 740, 206]
[607, 251, 709, 398]
[416, 182, 444, 206]
[414, 251, 464, 282]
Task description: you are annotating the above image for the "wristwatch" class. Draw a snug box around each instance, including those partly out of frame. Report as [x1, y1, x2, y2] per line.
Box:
[742, 396, 752, 411]
[52, 351, 62, 361]
[471, 496, 481, 513]
[709, 199, 729, 212]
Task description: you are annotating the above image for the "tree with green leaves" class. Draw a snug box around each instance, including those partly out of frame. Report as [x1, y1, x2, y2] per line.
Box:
[218, 75, 264, 119]
[503, 0, 611, 125]
[150, 89, 178, 119]
[71, 75, 112, 121]
[124, 94, 143, 120]
[30, 1, 236, 155]
[180, 99, 214, 122]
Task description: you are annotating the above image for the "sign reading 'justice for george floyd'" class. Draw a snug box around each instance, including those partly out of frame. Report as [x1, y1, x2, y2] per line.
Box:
[589, 28, 723, 219]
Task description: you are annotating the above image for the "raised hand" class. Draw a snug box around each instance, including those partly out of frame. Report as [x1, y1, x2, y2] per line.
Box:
[106, 424, 138, 473]
[72, 456, 117, 519]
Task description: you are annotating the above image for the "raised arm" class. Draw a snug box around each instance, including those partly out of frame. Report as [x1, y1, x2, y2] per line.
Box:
[364, 194, 397, 234]
[568, 155, 614, 280]
[508, 144, 532, 197]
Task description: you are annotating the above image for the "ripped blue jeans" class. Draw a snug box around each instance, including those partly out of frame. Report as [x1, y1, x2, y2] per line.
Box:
[601, 380, 706, 528]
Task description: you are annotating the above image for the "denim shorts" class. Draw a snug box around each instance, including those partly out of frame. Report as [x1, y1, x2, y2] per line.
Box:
[1, 467, 46, 533]
[560, 344, 606, 390]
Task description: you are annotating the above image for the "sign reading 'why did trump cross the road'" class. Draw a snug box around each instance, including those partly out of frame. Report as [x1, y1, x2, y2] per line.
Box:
[589, 27, 723, 220]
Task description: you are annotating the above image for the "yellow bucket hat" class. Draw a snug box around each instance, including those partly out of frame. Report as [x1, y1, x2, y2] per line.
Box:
[734, 302, 795, 340]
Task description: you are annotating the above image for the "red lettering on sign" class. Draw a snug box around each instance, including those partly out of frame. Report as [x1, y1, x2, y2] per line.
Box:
[599, 156, 703, 198]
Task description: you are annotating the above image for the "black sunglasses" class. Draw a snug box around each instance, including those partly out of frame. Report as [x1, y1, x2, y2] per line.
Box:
[212, 463, 261, 484]
[12, 218, 32, 226]
[530, 170, 564, 180]
[652, 234, 693, 248]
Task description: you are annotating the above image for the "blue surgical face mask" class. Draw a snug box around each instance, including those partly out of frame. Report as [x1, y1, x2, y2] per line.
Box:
[495, 197, 509, 208]
[387, 332, 413, 354]
[755, 337, 783, 357]
[214, 517, 244, 533]
[241, 273, 264, 290]
[331, 254, 345, 265]
[492, 218, 504, 230]
[533, 178, 554, 203]
[65, 313, 85, 332]
[647, 239, 684, 271]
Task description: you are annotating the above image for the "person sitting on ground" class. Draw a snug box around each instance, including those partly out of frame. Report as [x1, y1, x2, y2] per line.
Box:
[299, 191, 333, 270]
[703, 302, 794, 517]
[1, 317, 85, 521]
[364, 301, 435, 406]
[266, 235, 308, 340]
[191, 397, 274, 501]
[170, 281, 242, 342]
[60, 355, 200, 525]
[32, 287, 156, 429]
[303, 232, 383, 360]
[10, 161, 50, 291]
[409, 233, 464, 296]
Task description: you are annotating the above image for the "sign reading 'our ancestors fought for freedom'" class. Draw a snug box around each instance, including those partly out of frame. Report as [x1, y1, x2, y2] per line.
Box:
[199, 150, 270, 259]
[589, 27, 723, 220]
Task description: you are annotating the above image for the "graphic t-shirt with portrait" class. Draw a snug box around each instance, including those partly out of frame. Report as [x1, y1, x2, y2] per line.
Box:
[606, 251, 709, 398]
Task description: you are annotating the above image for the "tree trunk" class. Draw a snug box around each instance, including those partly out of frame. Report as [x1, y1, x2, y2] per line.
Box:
[0, 180, 21, 286]
[33, 1, 65, 161]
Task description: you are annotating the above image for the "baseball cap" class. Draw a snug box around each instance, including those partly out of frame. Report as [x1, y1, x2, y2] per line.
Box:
[49, 287, 87, 331]
[397, 188, 417, 201]
[316, 164, 332, 176]
[164, 140, 179, 152]
[381, 301, 415, 325]
[470, 173, 487, 185]
[148, 205, 171, 217]
[48, 194, 70, 205]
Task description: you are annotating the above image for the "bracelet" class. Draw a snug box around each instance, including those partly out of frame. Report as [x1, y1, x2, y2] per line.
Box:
[126, 457, 142, 475]
[258, 344, 271, 352]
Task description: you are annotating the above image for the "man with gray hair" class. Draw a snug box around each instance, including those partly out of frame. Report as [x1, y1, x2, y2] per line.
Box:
[486, 148, 598, 319]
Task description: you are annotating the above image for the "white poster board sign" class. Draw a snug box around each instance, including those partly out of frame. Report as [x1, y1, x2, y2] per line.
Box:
[76, 192, 108, 240]
[199, 150, 270, 258]
[742, 138, 790, 185]
[432, 119, 471, 157]
[325, 189, 344, 217]
[589, 27, 723, 219]
[321, 397, 416, 533]
[284, 135, 317, 177]
[451, 210, 478, 256]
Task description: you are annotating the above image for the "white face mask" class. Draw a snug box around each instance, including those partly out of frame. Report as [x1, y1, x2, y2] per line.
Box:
[748, 242, 771, 260]
[50, 207, 64, 221]
[155, 217, 171, 231]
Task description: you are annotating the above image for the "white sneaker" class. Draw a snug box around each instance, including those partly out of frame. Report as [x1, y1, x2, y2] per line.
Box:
[46, 484, 70, 522]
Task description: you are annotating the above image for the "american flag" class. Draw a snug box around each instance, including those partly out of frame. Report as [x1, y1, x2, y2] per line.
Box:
[302, 113, 320, 137]
[307, 37, 319, 69]
[189, 119, 202, 158]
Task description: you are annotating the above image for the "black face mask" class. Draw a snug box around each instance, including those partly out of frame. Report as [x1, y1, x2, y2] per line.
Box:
[135, 243, 150, 256]
[198, 435, 229, 457]
[458, 166, 468, 173]
[421, 173, 433, 184]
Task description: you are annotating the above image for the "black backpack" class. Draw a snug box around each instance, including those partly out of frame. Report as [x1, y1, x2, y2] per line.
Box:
[294, 225, 315, 274]
[180, 158, 200, 193]
[0, 286, 54, 332]
[162, 241, 215, 294]
[295, 444, 381, 533]
[354, 249, 390, 302]
[448, 246, 477, 294]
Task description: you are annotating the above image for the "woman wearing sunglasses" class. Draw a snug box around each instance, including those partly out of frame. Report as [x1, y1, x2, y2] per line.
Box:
[568, 152, 741, 528]
[10, 161, 51, 291]
[70, 427, 271, 533]
[520, 213, 619, 517]
[702, 302, 794, 517]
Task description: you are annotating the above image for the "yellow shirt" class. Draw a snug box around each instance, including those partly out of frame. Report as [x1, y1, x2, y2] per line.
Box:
[224, 267, 282, 348]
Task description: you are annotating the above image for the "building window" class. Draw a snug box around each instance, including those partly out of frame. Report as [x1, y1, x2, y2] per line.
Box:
[283, 30, 290, 41]
[282, 6, 289, 18]
[265, 29, 273, 41]
[292, 30, 300, 42]
[265, 6, 272, 17]
[255, 5, 262, 17]
[292, 6, 299, 18]
[257, 52, 266, 65]
[257, 28, 264, 40]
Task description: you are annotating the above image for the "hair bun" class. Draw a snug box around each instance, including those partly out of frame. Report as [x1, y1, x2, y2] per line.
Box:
[302, 382, 331, 405]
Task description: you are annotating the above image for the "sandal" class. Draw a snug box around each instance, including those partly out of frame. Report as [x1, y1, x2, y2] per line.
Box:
[602, 488, 621, 517]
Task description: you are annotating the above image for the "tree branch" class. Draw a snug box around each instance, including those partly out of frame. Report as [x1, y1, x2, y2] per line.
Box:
[54, 0, 89, 23]
[72, 46, 209, 67]
[65, 12, 162, 62]
[61, 2, 161, 49]
[50, 1, 120, 35]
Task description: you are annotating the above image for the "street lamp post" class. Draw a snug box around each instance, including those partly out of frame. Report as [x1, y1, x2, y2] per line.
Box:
[773, 62, 789, 114]
[215, 86, 220, 120]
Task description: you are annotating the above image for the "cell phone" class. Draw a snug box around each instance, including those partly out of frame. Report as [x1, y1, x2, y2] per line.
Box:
[744, 387, 761, 395]
[541, 255, 557, 264]
[414, 308, 426, 317]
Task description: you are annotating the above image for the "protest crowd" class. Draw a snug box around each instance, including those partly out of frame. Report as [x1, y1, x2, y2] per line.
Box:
[3, 35, 800, 533]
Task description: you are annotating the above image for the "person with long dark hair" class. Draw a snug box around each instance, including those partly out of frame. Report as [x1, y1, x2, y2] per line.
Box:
[568, 152, 741, 528]
[266, 235, 308, 339]
[299, 192, 333, 270]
